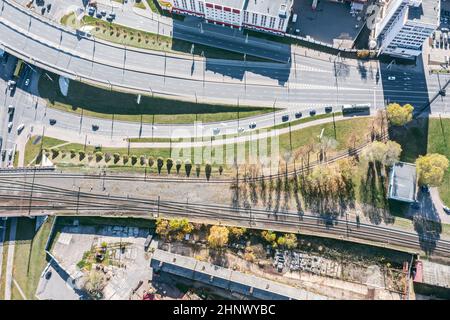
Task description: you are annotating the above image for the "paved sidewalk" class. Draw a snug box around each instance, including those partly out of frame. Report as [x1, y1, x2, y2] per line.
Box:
[4, 217, 17, 300]
[430, 188, 450, 224]
[0, 219, 6, 291]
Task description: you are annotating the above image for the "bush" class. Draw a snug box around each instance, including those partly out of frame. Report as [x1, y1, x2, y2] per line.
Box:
[131, 154, 138, 165]
[185, 159, 192, 177]
[79, 150, 86, 161]
[140, 155, 146, 166]
[70, 149, 76, 158]
[113, 153, 120, 164]
[95, 151, 103, 162]
[205, 162, 212, 181]
[166, 158, 173, 174]
[51, 148, 59, 159]
[148, 156, 154, 168]
[88, 153, 94, 162]
[122, 154, 129, 164]
[176, 159, 182, 174]
[195, 164, 201, 178]
[104, 153, 112, 163]
[157, 157, 164, 174]
[219, 165, 223, 175]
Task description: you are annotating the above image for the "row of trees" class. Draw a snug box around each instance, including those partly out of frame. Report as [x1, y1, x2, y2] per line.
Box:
[43, 148, 222, 179]
[261, 230, 298, 249]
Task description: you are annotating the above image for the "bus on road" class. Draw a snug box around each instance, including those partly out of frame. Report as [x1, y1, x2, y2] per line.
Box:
[342, 103, 371, 117]
[13, 59, 24, 79]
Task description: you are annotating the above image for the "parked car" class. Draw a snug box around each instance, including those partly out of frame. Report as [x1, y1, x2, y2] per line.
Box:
[96, 12, 103, 18]
[237, 127, 245, 133]
[248, 122, 256, 129]
[45, 271, 52, 280]
[46, 3, 51, 12]
[325, 106, 333, 113]
[88, 6, 95, 15]
[49, 119, 57, 125]
[17, 123, 25, 134]
[109, 12, 116, 19]
[7, 80, 16, 90]
[7, 105, 14, 113]
[7, 122, 13, 132]
[100, 10, 107, 16]
[295, 112, 302, 119]
[310, 109, 317, 116]
[421, 185, 429, 193]
[282, 115, 289, 122]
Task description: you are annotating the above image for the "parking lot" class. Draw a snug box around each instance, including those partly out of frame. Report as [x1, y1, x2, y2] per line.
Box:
[289, 0, 367, 46]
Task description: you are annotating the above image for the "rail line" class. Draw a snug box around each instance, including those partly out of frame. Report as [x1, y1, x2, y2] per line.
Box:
[0, 178, 449, 256]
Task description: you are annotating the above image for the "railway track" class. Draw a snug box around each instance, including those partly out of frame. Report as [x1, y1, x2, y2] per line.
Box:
[0, 177, 449, 256]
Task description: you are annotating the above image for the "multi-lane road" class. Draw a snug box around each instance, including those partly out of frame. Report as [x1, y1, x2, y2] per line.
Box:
[1, 0, 447, 110]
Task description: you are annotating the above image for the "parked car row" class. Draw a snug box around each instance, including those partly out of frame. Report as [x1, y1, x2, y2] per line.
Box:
[88, 6, 116, 22]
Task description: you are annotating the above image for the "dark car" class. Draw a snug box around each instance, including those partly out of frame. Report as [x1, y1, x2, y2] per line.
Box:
[444, 206, 450, 214]
[41, 7, 46, 14]
[309, 110, 316, 116]
[92, 124, 99, 131]
[295, 112, 302, 119]
[439, 89, 446, 96]
[281, 115, 289, 122]
[47, 3, 52, 12]
[96, 12, 103, 19]
[49, 119, 57, 125]
[45, 271, 52, 280]
[421, 185, 429, 193]
[325, 106, 333, 113]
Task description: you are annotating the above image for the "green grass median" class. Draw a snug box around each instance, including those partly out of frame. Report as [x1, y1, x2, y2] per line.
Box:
[38, 72, 276, 125]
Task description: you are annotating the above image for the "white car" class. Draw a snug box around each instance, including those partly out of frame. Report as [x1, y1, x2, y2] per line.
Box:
[388, 76, 396, 81]
[212, 127, 220, 135]
[7, 122, 13, 131]
[237, 127, 245, 133]
[17, 123, 25, 133]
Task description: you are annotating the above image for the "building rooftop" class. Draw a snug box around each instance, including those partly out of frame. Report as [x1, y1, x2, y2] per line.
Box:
[407, 0, 441, 27]
[206, 0, 246, 9]
[388, 162, 417, 202]
[417, 260, 450, 289]
[244, 0, 293, 18]
[151, 249, 328, 300]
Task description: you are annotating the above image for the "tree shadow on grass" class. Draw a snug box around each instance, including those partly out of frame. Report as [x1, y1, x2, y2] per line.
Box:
[359, 162, 393, 225]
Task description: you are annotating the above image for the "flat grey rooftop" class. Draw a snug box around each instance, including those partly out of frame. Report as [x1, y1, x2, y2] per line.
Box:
[244, 0, 293, 17]
[389, 162, 417, 202]
[407, 0, 441, 26]
[151, 249, 329, 300]
[421, 260, 450, 289]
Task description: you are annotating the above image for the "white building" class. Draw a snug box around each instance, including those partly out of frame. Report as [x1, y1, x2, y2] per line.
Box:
[372, 0, 440, 58]
[156, 0, 293, 34]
